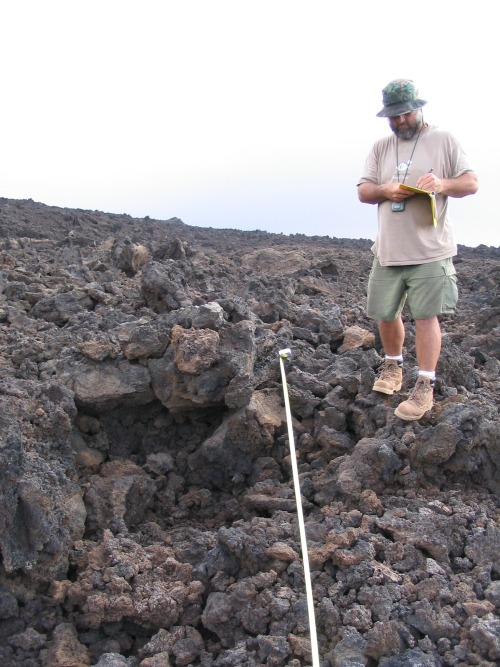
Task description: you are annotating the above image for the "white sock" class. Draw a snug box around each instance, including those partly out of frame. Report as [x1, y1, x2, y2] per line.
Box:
[418, 370, 435, 381]
[386, 354, 403, 364]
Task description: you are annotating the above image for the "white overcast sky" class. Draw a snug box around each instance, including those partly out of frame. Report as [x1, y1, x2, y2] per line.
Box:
[0, 1, 497, 248]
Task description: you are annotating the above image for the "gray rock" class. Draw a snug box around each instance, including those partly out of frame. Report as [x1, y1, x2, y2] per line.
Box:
[0, 198, 498, 667]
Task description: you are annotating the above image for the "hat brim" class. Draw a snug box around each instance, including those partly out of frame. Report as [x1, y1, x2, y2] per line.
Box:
[376, 98, 427, 118]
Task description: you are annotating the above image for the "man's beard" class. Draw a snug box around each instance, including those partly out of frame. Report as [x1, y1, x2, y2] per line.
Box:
[391, 111, 423, 139]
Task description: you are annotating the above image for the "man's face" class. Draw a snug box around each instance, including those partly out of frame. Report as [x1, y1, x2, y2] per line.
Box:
[389, 109, 423, 140]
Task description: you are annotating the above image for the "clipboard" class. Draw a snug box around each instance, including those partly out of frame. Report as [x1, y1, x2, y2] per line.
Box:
[399, 184, 438, 227]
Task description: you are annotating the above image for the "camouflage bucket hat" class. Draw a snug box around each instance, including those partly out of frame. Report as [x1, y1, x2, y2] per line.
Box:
[376, 79, 427, 117]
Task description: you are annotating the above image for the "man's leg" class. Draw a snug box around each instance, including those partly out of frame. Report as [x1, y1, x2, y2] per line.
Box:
[414, 316, 441, 371]
[367, 258, 407, 395]
[372, 316, 405, 395]
[379, 315, 405, 356]
[394, 315, 440, 420]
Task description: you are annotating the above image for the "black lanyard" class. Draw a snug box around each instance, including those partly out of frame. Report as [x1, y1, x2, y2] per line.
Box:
[396, 129, 422, 184]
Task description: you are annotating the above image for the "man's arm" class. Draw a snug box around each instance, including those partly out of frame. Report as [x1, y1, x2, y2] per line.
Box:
[357, 181, 413, 205]
[416, 171, 478, 197]
[358, 171, 479, 205]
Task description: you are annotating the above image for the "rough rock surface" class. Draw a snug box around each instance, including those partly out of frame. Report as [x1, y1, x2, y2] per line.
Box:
[0, 197, 499, 667]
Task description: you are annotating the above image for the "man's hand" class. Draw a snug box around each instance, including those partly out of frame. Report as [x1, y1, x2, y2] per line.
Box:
[416, 172, 441, 192]
[385, 182, 415, 202]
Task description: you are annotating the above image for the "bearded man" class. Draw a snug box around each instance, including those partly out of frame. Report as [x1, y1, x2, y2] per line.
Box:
[357, 79, 478, 420]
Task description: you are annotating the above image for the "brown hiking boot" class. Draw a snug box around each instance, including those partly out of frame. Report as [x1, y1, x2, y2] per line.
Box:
[373, 359, 403, 395]
[394, 376, 434, 421]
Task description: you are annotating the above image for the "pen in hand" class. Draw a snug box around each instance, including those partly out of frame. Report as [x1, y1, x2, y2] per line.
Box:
[416, 168, 434, 189]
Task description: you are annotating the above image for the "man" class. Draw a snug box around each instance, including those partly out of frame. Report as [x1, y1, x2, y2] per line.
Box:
[357, 79, 478, 421]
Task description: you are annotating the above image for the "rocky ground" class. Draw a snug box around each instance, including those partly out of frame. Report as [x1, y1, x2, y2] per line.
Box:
[0, 196, 499, 667]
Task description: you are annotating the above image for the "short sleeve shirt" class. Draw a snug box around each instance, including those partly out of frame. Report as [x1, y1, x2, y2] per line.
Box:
[357, 124, 475, 266]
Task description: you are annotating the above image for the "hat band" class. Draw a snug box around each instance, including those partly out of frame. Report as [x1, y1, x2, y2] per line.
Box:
[376, 98, 427, 118]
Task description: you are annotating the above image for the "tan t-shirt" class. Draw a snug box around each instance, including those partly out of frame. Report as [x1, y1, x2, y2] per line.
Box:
[357, 124, 475, 266]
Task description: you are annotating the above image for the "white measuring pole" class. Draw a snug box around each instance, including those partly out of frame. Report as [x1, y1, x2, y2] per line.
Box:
[278, 349, 320, 667]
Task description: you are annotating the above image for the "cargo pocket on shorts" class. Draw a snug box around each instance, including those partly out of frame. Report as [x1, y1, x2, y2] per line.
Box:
[441, 263, 458, 314]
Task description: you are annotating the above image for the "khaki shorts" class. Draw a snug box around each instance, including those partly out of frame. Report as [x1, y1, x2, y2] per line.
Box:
[367, 257, 458, 321]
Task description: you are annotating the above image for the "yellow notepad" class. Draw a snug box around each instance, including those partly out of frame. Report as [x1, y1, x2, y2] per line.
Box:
[399, 184, 438, 227]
